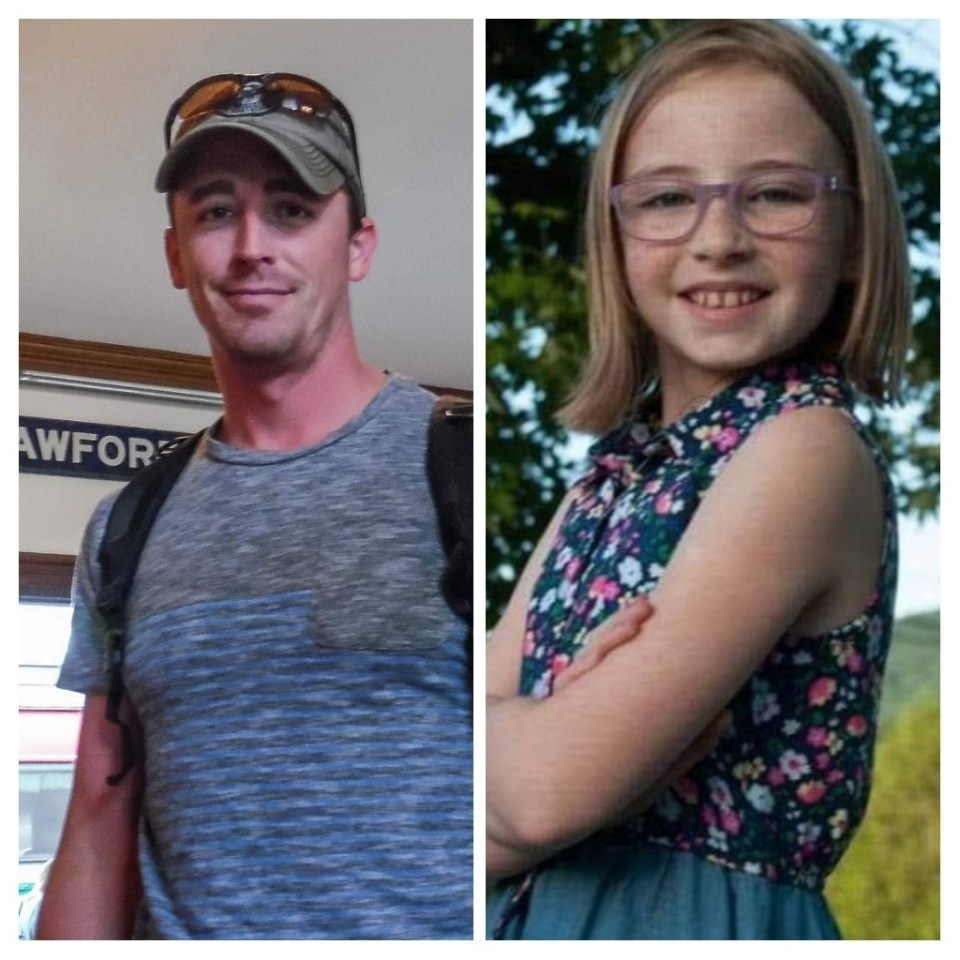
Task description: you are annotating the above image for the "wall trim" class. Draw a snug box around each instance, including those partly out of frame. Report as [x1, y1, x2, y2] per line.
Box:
[20, 333, 471, 398]
[20, 553, 76, 602]
[21, 333, 218, 392]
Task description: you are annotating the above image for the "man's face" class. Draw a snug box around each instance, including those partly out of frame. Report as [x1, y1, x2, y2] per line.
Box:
[165, 132, 376, 373]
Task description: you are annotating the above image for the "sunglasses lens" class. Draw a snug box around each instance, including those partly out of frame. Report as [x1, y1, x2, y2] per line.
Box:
[169, 75, 347, 147]
[178, 79, 243, 123]
[168, 78, 240, 145]
[264, 78, 346, 132]
[268, 77, 332, 102]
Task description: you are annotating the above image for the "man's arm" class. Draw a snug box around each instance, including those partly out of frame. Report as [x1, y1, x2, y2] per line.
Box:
[37, 694, 143, 940]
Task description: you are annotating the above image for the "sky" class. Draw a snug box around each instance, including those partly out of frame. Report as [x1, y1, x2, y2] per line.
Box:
[896, 514, 939, 616]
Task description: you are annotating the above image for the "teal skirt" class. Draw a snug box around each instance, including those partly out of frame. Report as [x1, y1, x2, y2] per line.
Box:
[487, 837, 840, 940]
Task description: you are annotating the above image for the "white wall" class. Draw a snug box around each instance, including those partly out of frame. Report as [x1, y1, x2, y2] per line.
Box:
[20, 20, 473, 390]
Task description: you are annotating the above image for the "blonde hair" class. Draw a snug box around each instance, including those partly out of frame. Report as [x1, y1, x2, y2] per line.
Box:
[561, 19, 912, 434]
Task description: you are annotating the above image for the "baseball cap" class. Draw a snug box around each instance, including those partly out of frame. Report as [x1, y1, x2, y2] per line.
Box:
[155, 73, 365, 217]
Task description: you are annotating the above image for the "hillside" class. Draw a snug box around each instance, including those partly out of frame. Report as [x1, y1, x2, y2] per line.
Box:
[880, 610, 940, 729]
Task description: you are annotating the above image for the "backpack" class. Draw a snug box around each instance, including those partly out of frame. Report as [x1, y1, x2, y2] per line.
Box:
[97, 397, 472, 785]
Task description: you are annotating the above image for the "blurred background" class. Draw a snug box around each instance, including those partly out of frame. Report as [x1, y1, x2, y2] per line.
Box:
[486, 19, 939, 939]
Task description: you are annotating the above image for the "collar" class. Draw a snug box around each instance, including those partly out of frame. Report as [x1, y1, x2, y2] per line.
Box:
[587, 359, 852, 477]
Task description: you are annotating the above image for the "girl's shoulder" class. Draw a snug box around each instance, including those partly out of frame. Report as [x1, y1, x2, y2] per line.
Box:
[700, 361, 888, 523]
[614, 359, 869, 478]
[722, 360, 890, 486]
[574, 359, 884, 520]
[679, 358, 858, 446]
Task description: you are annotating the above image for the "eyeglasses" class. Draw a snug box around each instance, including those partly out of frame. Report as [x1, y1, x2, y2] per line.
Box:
[609, 168, 855, 244]
[163, 73, 359, 156]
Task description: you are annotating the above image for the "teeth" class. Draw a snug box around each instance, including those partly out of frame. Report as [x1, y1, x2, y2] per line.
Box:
[688, 289, 763, 308]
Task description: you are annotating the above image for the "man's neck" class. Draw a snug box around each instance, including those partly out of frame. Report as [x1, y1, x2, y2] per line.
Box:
[211, 325, 388, 451]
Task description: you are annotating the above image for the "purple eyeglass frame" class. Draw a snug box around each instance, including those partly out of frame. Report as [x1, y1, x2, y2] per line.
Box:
[609, 168, 855, 243]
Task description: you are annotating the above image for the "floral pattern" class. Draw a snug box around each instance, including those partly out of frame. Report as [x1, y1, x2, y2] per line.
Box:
[519, 361, 897, 891]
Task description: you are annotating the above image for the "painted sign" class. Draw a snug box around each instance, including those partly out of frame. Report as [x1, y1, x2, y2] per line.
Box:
[19, 417, 190, 481]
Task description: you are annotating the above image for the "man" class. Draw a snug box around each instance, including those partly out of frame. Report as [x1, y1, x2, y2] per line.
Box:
[38, 73, 472, 940]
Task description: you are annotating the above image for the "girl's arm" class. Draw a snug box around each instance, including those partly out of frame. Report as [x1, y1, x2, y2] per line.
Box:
[488, 693, 730, 879]
[486, 482, 732, 879]
[488, 594, 658, 879]
[487, 490, 578, 702]
[487, 490, 579, 877]
[487, 406, 884, 869]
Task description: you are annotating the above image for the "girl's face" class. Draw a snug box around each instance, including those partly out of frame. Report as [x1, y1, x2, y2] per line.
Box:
[618, 65, 854, 412]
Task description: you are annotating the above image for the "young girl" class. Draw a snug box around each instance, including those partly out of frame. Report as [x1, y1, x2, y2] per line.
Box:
[486, 20, 911, 940]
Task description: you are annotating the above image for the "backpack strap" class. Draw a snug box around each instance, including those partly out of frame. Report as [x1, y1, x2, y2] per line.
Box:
[96, 430, 203, 785]
[426, 397, 473, 682]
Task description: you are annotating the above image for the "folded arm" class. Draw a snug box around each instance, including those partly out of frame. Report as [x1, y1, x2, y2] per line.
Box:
[487, 407, 882, 877]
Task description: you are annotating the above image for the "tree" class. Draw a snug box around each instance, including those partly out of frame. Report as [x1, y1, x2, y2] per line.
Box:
[486, 19, 940, 621]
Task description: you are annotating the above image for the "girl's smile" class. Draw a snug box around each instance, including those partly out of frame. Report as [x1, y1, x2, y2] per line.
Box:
[678, 283, 772, 327]
[618, 65, 855, 422]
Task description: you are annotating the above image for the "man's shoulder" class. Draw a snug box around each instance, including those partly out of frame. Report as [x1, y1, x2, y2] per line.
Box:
[380, 375, 472, 423]
[382, 373, 437, 407]
[367, 375, 439, 435]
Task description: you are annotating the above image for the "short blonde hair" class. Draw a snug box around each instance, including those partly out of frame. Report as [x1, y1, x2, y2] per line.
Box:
[561, 19, 912, 435]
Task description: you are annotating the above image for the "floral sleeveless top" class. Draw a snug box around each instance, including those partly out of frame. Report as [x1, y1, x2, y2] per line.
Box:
[519, 361, 897, 891]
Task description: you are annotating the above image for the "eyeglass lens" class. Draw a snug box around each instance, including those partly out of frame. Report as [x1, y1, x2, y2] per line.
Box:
[615, 170, 823, 241]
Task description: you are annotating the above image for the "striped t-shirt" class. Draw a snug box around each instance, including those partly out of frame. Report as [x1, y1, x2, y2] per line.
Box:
[58, 376, 472, 939]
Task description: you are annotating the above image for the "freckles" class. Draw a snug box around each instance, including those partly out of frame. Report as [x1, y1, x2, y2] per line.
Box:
[622, 245, 673, 291]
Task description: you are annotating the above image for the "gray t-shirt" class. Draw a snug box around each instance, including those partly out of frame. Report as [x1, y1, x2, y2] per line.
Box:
[60, 376, 472, 939]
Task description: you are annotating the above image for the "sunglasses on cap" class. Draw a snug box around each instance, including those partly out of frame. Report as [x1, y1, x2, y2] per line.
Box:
[163, 72, 359, 158]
